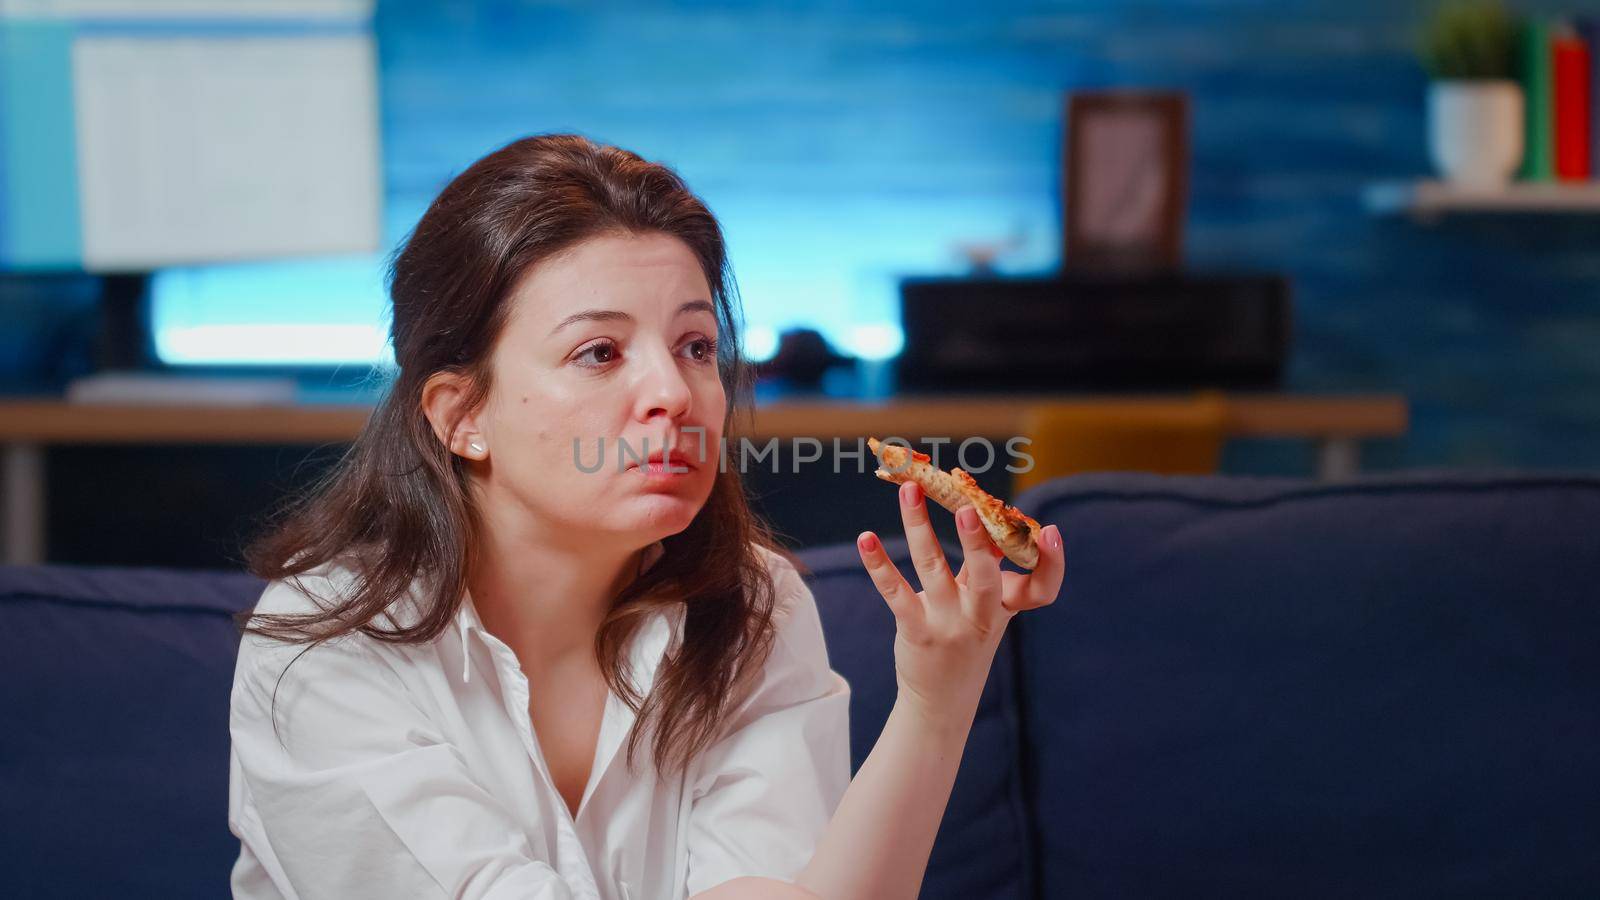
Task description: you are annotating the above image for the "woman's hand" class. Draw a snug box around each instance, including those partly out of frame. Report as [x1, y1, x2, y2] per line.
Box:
[857, 481, 1065, 731]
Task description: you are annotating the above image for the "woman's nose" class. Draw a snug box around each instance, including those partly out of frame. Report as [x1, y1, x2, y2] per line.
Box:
[635, 344, 692, 420]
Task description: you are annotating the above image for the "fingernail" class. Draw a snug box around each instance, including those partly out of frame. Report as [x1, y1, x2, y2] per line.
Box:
[957, 507, 976, 532]
[1046, 525, 1062, 550]
[900, 482, 919, 508]
[858, 532, 878, 553]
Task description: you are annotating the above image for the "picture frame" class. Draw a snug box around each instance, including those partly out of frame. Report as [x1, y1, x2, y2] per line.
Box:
[1063, 91, 1190, 272]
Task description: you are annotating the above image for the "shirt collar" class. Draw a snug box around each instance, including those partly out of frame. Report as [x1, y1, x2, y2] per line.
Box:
[454, 539, 669, 684]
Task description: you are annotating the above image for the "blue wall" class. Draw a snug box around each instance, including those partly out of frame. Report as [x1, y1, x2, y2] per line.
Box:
[361, 0, 1600, 473]
[12, 1, 1600, 474]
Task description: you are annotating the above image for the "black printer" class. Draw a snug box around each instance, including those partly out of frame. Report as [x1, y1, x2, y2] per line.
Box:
[894, 272, 1291, 393]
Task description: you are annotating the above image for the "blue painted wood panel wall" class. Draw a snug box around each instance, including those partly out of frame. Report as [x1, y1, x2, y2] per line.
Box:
[370, 0, 1600, 472]
[5, 1, 1597, 474]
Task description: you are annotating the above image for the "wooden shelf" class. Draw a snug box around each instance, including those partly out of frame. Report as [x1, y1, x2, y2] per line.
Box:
[0, 393, 1409, 444]
[1364, 179, 1600, 218]
[0, 392, 1410, 564]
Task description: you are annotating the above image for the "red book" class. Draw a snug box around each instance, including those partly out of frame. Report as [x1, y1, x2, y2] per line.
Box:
[1554, 28, 1591, 180]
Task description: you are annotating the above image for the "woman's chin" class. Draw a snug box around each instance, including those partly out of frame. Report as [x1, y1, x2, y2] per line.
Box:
[619, 490, 704, 532]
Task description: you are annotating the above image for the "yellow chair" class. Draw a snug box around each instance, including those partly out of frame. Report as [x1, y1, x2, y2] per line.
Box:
[1012, 391, 1229, 493]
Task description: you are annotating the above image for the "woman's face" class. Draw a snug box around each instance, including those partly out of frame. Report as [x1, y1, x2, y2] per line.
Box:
[463, 231, 726, 548]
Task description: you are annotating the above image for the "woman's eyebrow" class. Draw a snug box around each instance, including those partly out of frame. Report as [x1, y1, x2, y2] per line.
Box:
[549, 300, 716, 336]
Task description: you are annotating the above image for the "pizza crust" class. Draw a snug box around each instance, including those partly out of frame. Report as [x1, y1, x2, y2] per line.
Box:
[867, 437, 1043, 569]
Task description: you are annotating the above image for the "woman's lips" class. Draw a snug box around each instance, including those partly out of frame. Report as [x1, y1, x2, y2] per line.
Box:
[639, 461, 694, 477]
[630, 451, 697, 476]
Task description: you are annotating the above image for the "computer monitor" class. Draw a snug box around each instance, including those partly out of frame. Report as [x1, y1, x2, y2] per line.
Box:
[0, 1, 381, 375]
[0, 0, 380, 270]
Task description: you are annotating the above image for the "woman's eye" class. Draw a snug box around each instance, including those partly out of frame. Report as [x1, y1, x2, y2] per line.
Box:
[573, 340, 617, 368]
[573, 336, 716, 370]
[682, 336, 719, 363]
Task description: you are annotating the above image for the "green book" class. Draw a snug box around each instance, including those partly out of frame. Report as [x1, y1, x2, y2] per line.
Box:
[1520, 17, 1554, 181]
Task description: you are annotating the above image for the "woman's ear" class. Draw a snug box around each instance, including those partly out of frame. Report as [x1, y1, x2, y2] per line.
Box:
[421, 371, 488, 460]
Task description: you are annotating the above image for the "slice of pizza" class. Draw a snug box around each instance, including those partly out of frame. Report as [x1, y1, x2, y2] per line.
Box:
[867, 437, 1043, 569]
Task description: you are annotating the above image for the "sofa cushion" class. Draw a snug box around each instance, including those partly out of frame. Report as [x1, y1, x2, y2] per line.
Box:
[798, 537, 1033, 900]
[5, 547, 1031, 899]
[1011, 471, 1600, 897]
[0, 564, 265, 900]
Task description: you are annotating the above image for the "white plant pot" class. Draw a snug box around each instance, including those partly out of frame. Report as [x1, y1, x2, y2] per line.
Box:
[1428, 80, 1525, 188]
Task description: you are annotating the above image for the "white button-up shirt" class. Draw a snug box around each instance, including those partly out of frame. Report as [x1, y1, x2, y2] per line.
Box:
[228, 543, 851, 900]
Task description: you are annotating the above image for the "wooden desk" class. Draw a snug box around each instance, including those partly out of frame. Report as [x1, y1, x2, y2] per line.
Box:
[0, 393, 1407, 564]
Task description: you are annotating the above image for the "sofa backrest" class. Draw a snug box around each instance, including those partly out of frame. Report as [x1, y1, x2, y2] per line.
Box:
[798, 537, 1034, 900]
[1010, 470, 1600, 897]
[0, 564, 265, 900]
[1, 543, 1034, 900]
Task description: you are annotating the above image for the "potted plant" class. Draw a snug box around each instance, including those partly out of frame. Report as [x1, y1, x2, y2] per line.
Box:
[1420, 0, 1523, 187]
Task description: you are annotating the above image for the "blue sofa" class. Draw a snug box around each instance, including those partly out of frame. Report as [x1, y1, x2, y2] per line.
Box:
[4, 471, 1599, 898]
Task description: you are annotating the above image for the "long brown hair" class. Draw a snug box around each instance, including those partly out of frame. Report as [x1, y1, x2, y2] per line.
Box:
[241, 133, 796, 778]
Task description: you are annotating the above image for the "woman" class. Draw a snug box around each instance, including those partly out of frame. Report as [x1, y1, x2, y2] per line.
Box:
[227, 134, 1065, 900]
